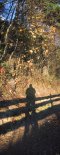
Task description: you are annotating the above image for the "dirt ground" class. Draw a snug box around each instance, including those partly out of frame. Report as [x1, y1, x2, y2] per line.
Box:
[0, 76, 60, 155]
[0, 88, 60, 155]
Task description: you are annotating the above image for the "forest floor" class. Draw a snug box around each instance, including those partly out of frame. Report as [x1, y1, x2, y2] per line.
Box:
[0, 72, 60, 155]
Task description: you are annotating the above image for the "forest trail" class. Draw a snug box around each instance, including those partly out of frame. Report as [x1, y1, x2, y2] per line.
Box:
[0, 84, 60, 155]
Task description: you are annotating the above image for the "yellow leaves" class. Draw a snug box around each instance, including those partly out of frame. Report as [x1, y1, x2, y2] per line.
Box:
[28, 17, 30, 20]
[36, 16, 40, 19]
[29, 49, 33, 54]
[51, 35, 54, 39]
[39, 28, 44, 33]
[45, 49, 49, 56]
[29, 47, 39, 54]
[27, 60, 33, 68]
[33, 35, 36, 38]
[29, 30, 34, 35]
[29, 30, 36, 38]
[34, 29, 37, 34]
[44, 44, 47, 48]
[32, 16, 35, 19]
[34, 27, 44, 34]
[35, 47, 38, 51]
[29, 27, 44, 39]
[50, 26, 56, 33]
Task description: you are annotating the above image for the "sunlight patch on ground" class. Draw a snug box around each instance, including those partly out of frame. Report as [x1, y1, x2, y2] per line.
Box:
[36, 103, 51, 113]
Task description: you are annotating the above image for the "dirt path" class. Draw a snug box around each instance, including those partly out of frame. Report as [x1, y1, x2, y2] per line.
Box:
[0, 89, 60, 155]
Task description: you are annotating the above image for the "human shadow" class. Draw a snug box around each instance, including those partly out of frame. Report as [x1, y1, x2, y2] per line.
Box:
[24, 84, 38, 147]
[25, 84, 36, 118]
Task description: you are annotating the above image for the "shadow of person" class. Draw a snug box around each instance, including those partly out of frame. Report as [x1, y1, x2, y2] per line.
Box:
[25, 84, 36, 118]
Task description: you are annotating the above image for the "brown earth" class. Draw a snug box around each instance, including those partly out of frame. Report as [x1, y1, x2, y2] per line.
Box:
[0, 77, 60, 155]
